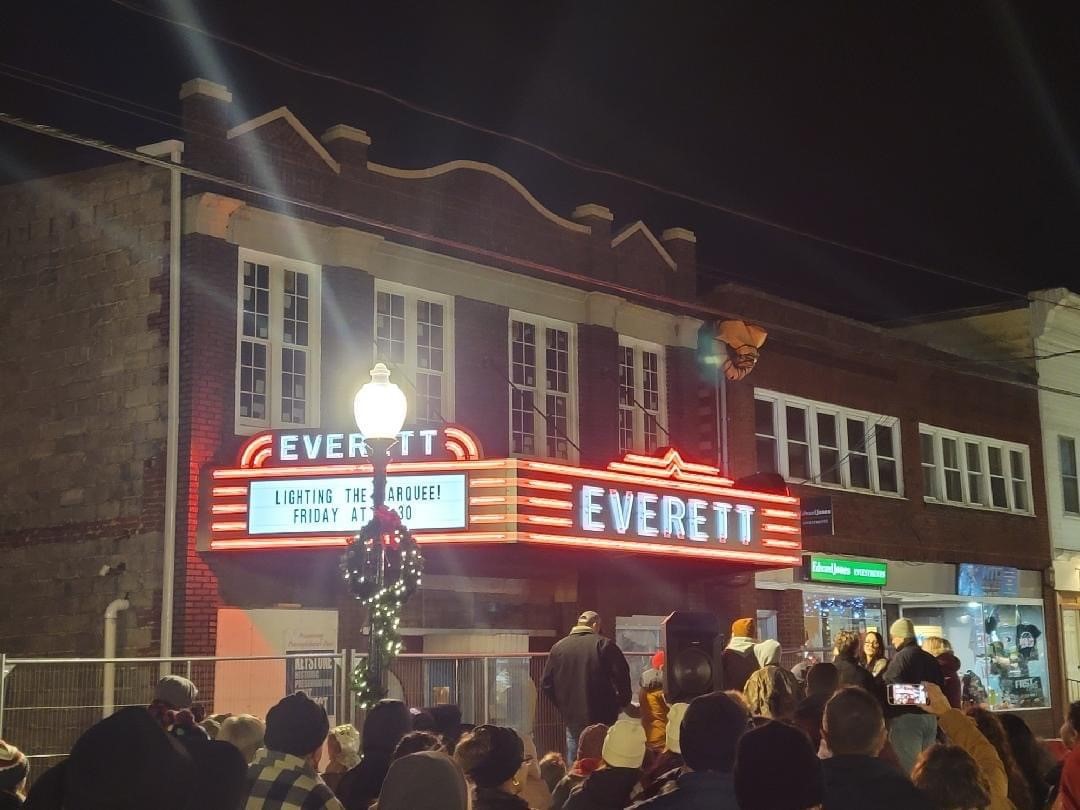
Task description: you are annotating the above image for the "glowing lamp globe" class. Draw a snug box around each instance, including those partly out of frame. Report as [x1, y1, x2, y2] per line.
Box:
[353, 363, 408, 440]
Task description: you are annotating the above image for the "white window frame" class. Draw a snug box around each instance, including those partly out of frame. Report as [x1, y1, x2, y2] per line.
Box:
[1062, 435, 1080, 517]
[508, 311, 579, 460]
[753, 389, 904, 497]
[617, 336, 668, 454]
[919, 423, 1034, 516]
[374, 280, 455, 426]
[234, 249, 321, 434]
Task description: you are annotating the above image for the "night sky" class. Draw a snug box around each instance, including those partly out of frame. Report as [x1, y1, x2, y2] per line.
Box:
[4, 1, 1080, 321]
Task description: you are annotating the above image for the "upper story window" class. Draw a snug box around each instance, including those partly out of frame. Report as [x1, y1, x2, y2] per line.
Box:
[754, 389, 902, 496]
[375, 281, 453, 427]
[1061, 436, 1079, 516]
[618, 338, 667, 454]
[509, 313, 577, 459]
[235, 251, 321, 433]
[919, 424, 1033, 515]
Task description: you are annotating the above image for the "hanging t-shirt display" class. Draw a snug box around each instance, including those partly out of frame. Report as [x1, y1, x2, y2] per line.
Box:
[1017, 623, 1041, 660]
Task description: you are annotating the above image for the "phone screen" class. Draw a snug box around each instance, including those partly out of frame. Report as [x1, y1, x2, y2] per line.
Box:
[887, 683, 928, 706]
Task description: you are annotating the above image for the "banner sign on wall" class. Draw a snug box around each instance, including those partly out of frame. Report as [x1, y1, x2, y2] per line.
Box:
[285, 649, 336, 715]
[800, 496, 834, 536]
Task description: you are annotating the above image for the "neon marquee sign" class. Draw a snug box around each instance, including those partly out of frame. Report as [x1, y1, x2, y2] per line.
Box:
[204, 427, 802, 566]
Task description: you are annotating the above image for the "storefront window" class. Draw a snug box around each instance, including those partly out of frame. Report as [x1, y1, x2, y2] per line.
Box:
[802, 591, 885, 661]
[902, 602, 1049, 711]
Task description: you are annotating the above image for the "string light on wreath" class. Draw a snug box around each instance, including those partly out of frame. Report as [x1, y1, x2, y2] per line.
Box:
[341, 505, 423, 709]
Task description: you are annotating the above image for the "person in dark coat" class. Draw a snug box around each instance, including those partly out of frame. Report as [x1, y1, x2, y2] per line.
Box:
[922, 636, 962, 708]
[628, 691, 748, 809]
[720, 618, 758, 693]
[820, 687, 933, 810]
[338, 699, 411, 810]
[832, 630, 877, 695]
[552, 724, 607, 810]
[564, 718, 646, 810]
[541, 611, 632, 762]
[882, 618, 944, 774]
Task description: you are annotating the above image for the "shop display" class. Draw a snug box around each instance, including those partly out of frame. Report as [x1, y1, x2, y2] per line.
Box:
[902, 602, 1048, 711]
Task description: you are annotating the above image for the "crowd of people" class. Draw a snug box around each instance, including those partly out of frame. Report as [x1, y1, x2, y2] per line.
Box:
[1, 610, 1079, 809]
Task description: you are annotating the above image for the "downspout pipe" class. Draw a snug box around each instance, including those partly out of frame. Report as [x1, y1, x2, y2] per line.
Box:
[137, 139, 183, 673]
[102, 596, 131, 719]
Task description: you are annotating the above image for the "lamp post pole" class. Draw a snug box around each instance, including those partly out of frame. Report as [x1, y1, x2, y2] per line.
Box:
[365, 435, 394, 691]
[352, 363, 408, 697]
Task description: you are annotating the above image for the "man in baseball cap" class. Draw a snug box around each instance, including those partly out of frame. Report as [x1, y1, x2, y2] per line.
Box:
[541, 610, 632, 763]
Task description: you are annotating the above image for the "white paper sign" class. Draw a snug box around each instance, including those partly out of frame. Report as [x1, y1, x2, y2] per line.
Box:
[247, 473, 466, 534]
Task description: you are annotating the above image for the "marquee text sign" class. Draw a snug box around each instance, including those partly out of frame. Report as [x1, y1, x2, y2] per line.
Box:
[205, 428, 801, 565]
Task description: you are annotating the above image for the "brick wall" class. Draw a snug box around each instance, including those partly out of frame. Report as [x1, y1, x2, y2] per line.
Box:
[320, 266, 375, 429]
[577, 324, 619, 466]
[454, 296, 511, 457]
[0, 162, 170, 655]
[174, 234, 239, 656]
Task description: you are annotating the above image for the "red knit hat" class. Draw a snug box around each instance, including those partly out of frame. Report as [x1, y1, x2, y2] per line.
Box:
[652, 651, 665, 670]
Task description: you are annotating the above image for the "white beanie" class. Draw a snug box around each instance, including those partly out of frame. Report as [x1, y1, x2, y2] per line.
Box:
[664, 703, 690, 754]
[602, 717, 647, 769]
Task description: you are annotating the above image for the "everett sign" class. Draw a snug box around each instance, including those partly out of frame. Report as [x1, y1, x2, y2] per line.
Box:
[580, 486, 758, 545]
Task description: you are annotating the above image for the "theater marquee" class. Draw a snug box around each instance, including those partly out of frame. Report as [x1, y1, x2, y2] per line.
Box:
[204, 426, 802, 566]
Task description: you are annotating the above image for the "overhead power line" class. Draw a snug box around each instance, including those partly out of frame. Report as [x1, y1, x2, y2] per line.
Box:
[3, 110, 1080, 404]
[105, 0, 1080, 321]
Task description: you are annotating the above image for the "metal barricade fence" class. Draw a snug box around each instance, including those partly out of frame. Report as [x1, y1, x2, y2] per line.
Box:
[0, 649, 658, 784]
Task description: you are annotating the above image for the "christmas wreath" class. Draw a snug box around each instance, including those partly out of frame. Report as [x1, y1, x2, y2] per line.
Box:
[341, 505, 423, 709]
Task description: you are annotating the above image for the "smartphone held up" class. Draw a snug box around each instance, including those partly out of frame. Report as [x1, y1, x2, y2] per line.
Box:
[887, 683, 929, 706]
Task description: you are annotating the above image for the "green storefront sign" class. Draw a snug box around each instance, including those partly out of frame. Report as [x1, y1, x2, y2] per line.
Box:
[807, 555, 888, 586]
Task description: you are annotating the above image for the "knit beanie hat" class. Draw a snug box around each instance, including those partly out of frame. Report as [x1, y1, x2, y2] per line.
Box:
[889, 618, 915, 640]
[362, 699, 411, 756]
[602, 718, 647, 769]
[0, 741, 27, 791]
[153, 675, 198, 709]
[734, 721, 823, 810]
[577, 724, 607, 761]
[680, 692, 748, 772]
[664, 703, 689, 754]
[264, 691, 330, 757]
[460, 725, 524, 788]
[651, 651, 665, 670]
[731, 618, 756, 639]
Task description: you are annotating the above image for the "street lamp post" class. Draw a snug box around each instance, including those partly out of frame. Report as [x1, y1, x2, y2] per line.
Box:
[352, 362, 408, 692]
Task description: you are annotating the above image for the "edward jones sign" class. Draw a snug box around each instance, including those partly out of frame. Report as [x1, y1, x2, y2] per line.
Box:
[806, 555, 888, 586]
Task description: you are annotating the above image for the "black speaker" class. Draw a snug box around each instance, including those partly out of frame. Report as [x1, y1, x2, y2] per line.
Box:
[662, 611, 723, 703]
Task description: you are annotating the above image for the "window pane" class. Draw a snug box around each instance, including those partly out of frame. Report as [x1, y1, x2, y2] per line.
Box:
[922, 463, 937, 500]
[1063, 438, 1079, 477]
[875, 424, 894, 458]
[941, 438, 962, 501]
[619, 408, 634, 455]
[756, 437, 778, 474]
[987, 446, 1008, 508]
[786, 406, 809, 479]
[920, 432, 934, 463]
[1010, 450, 1028, 511]
[642, 351, 661, 413]
[945, 469, 963, 501]
[877, 458, 898, 493]
[847, 419, 870, 488]
[618, 346, 635, 407]
[942, 438, 959, 469]
[512, 321, 536, 387]
[819, 448, 841, 484]
[545, 328, 570, 393]
[817, 413, 840, 484]
[817, 413, 838, 448]
[850, 455, 871, 488]
[755, 399, 775, 437]
[966, 443, 984, 504]
[1064, 437, 1080, 514]
[547, 393, 569, 458]
[280, 347, 307, 424]
[512, 388, 535, 454]
[988, 446, 1004, 476]
[376, 292, 405, 364]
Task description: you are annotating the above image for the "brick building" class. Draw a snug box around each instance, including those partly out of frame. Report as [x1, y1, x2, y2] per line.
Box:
[0, 77, 1059, 731]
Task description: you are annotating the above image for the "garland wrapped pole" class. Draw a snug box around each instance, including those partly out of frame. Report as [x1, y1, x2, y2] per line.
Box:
[340, 436, 424, 709]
